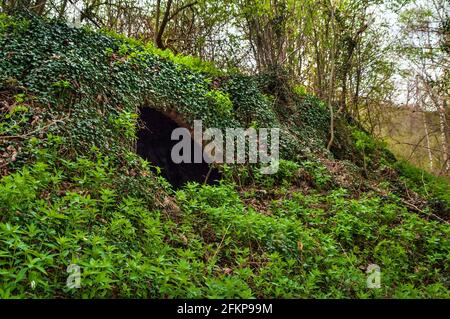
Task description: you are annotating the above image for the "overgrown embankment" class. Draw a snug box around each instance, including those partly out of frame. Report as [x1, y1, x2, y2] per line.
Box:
[0, 13, 448, 298]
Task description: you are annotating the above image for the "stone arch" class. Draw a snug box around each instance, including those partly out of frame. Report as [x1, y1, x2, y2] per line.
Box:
[136, 107, 221, 189]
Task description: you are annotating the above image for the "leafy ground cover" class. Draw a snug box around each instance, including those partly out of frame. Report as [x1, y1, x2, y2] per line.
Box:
[0, 13, 448, 298]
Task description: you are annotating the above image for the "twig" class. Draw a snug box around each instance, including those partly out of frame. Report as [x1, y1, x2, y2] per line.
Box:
[337, 242, 355, 268]
[210, 224, 232, 263]
[0, 162, 10, 169]
[204, 165, 214, 185]
[400, 198, 449, 225]
[0, 118, 67, 140]
[369, 184, 448, 225]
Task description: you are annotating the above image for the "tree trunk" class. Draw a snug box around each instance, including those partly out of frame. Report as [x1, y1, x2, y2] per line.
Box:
[327, 2, 336, 151]
[154, 0, 161, 45]
[58, 0, 68, 19]
[422, 111, 434, 171]
[438, 100, 449, 173]
[156, 0, 173, 49]
[34, 0, 47, 15]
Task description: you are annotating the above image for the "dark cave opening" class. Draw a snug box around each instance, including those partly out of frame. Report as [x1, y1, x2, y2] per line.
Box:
[136, 107, 221, 189]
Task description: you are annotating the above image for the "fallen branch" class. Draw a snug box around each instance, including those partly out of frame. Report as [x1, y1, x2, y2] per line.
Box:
[0, 118, 67, 140]
[400, 198, 449, 225]
[369, 184, 448, 225]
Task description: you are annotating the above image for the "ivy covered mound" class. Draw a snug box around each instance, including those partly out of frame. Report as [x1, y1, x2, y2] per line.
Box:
[0, 14, 449, 299]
